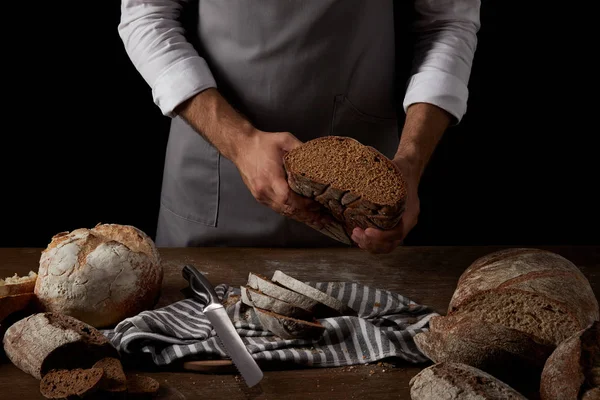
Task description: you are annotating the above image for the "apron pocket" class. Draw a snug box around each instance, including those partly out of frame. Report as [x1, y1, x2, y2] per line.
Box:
[159, 117, 220, 227]
[330, 95, 399, 159]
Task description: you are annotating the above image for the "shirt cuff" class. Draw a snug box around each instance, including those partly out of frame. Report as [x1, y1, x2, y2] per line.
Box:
[152, 56, 217, 117]
[402, 71, 469, 124]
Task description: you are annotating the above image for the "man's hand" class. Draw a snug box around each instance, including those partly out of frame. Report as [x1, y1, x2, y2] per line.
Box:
[175, 88, 327, 228]
[351, 102, 452, 254]
[233, 130, 329, 227]
[351, 157, 420, 253]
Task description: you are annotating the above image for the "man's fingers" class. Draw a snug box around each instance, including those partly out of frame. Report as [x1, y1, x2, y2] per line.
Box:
[270, 178, 327, 225]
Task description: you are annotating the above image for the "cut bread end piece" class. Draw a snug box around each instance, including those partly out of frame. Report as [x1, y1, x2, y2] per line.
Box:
[247, 272, 319, 313]
[254, 307, 326, 340]
[271, 270, 355, 317]
[39, 367, 104, 399]
[92, 357, 127, 392]
[448, 288, 582, 346]
[126, 374, 160, 398]
[240, 286, 313, 320]
[0, 271, 37, 297]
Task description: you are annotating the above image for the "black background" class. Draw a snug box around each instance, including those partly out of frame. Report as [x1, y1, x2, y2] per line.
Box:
[1, 1, 597, 248]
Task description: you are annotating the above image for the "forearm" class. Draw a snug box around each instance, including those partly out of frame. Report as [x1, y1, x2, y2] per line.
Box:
[175, 88, 257, 162]
[394, 102, 451, 180]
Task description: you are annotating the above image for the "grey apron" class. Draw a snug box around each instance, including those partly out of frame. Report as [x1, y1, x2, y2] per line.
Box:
[155, 0, 400, 247]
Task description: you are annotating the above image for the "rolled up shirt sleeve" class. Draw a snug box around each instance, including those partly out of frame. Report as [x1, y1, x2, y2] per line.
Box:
[118, 0, 217, 117]
[402, 0, 481, 123]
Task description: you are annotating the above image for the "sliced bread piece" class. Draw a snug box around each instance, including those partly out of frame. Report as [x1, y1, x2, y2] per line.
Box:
[0, 292, 35, 323]
[283, 136, 407, 243]
[247, 273, 319, 313]
[0, 271, 37, 297]
[254, 307, 326, 340]
[125, 374, 160, 399]
[414, 313, 554, 391]
[240, 286, 313, 320]
[92, 357, 127, 393]
[409, 362, 528, 400]
[540, 321, 600, 400]
[271, 270, 355, 317]
[3, 312, 119, 379]
[448, 288, 581, 346]
[39, 367, 104, 399]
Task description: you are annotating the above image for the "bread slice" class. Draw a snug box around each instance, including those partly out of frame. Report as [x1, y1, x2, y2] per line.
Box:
[39, 367, 104, 399]
[125, 374, 160, 399]
[448, 288, 581, 346]
[0, 292, 35, 323]
[92, 357, 127, 393]
[414, 314, 554, 391]
[271, 270, 355, 317]
[247, 273, 319, 313]
[540, 321, 600, 400]
[409, 362, 528, 400]
[0, 271, 37, 297]
[240, 286, 313, 320]
[254, 307, 326, 340]
[283, 136, 407, 243]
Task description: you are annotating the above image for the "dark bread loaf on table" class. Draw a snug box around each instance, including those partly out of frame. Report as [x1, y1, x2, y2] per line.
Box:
[283, 136, 407, 244]
[409, 362, 528, 400]
[414, 313, 554, 390]
[540, 321, 600, 400]
[447, 248, 599, 346]
[2, 312, 119, 379]
[39, 367, 105, 399]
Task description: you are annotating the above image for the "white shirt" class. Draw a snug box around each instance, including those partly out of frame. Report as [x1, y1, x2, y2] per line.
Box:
[118, 0, 480, 123]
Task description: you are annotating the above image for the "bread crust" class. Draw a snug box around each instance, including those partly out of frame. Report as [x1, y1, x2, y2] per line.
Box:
[540, 321, 600, 400]
[34, 223, 163, 328]
[415, 314, 554, 390]
[409, 362, 528, 400]
[2, 312, 118, 379]
[449, 248, 599, 334]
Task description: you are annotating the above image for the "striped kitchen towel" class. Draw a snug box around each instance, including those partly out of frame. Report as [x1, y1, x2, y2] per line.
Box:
[101, 282, 439, 367]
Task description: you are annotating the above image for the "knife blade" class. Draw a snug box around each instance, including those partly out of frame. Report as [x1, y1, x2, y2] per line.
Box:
[182, 265, 263, 387]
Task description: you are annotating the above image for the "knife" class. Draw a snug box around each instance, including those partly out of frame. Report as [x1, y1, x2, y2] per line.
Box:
[182, 265, 263, 387]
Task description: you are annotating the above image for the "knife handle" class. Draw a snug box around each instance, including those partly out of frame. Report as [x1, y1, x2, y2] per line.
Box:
[182, 264, 220, 306]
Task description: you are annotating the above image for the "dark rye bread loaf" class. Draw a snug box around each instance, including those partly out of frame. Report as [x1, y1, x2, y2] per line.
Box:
[409, 362, 528, 400]
[540, 321, 600, 400]
[2, 312, 119, 379]
[414, 314, 554, 391]
[39, 367, 104, 399]
[447, 248, 599, 346]
[283, 136, 407, 244]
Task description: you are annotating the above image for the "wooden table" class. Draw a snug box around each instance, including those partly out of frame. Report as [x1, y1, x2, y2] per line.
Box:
[1, 246, 598, 399]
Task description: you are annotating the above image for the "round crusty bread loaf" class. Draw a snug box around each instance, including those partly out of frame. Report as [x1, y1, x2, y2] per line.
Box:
[409, 362, 528, 400]
[2, 312, 119, 379]
[414, 313, 554, 391]
[447, 248, 599, 346]
[34, 223, 163, 328]
[540, 321, 600, 400]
